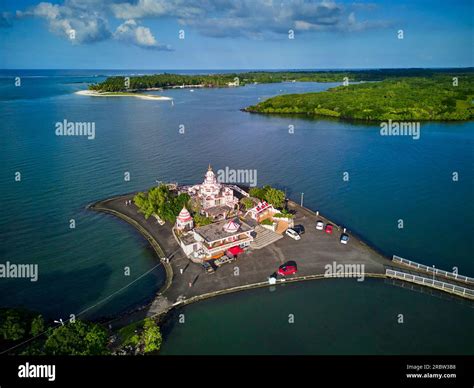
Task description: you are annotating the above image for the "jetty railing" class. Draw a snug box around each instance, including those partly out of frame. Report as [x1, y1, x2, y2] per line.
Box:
[392, 255, 474, 285]
[228, 184, 250, 198]
[386, 269, 474, 300]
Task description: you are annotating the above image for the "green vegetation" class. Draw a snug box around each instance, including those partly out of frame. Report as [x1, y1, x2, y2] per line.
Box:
[249, 185, 286, 209]
[0, 309, 28, 341]
[89, 69, 472, 92]
[141, 318, 162, 354]
[43, 321, 109, 355]
[193, 213, 213, 227]
[241, 197, 255, 210]
[134, 185, 190, 223]
[0, 308, 110, 355]
[30, 315, 45, 336]
[0, 308, 162, 356]
[260, 219, 273, 226]
[273, 210, 294, 219]
[117, 321, 142, 348]
[246, 75, 474, 121]
[117, 318, 162, 354]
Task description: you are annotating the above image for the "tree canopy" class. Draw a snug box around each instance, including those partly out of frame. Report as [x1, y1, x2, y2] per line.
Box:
[249, 185, 285, 209]
[43, 321, 109, 356]
[134, 185, 190, 223]
[246, 75, 474, 121]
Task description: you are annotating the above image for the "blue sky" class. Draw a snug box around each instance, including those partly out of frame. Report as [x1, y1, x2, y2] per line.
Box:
[0, 0, 472, 69]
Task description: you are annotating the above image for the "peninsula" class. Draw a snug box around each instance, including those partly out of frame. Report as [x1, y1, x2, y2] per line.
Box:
[245, 75, 474, 121]
[88, 166, 474, 336]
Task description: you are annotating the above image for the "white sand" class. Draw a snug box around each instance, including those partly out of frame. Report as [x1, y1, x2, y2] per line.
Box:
[75, 90, 172, 101]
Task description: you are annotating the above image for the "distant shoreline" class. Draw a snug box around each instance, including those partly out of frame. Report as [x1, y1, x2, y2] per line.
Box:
[75, 90, 172, 101]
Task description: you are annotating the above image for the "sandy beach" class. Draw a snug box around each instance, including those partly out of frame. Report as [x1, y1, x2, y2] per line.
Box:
[75, 90, 172, 100]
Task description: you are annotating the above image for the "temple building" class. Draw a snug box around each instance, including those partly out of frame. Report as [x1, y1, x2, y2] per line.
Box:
[177, 217, 254, 260]
[179, 165, 239, 220]
[174, 165, 259, 262]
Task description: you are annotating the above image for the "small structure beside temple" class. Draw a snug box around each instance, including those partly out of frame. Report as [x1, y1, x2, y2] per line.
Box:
[245, 200, 278, 223]
[176, 206, 194, 231]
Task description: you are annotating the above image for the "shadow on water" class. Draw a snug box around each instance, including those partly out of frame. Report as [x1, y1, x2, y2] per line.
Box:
[159, 307, 183, 344]
[0, 263, 114, 321]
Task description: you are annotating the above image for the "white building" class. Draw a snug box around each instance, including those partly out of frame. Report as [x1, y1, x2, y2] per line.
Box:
[180, 165, 239, 220]
[177, 217, 254, 260]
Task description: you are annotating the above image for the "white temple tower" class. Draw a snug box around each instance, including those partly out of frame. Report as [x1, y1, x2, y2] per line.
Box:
[176, 206, 194, 230]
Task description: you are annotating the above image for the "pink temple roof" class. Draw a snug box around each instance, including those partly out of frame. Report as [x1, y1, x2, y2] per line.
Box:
[177, 207, 192, 222]
[223, 218, 241, 233]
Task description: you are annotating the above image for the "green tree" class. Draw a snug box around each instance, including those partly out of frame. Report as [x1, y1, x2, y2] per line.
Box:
[241, 197, 255, 210]
[134, 185, 190, 223]
[249, 187, 265, 200]
[141, 318, 162, 354]
[44, 321, 109, 355]
[0, 310, 26, 341]
[193, 213, 213, 227]
[30, 315, 45, 336]
[264, 187, 285, 209]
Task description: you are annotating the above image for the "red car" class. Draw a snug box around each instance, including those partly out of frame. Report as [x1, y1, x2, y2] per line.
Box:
[325, 224, 334, 234]
[278, 261, 298, 276]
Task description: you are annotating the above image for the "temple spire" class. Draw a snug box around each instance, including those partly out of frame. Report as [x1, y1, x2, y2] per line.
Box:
[208, 163, 212, 171]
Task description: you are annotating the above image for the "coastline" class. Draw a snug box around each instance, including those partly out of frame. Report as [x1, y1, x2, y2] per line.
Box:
[241, 108, 474, 124]
[75, 90, 173, 100]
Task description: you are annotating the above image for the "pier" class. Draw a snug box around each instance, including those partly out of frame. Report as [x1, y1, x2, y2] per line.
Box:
[89, 191, 474, 328]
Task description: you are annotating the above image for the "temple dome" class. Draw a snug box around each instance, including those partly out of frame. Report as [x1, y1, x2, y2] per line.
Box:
[204, 164, 217, 185]
[223, 218, 241, 233]
[177, 206, 192, 222]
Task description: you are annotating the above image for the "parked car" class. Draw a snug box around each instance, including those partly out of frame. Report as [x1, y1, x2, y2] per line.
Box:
[201, 261, 215, 274]
[285, 228, 301, 240]
[316, 221, 324, 230]
[278, 261, 298, 276]
[340, 233, 349, 244]
[214, 255, 235, 267]
[325, 224, 334, 234]
[292, 224, 305, 235]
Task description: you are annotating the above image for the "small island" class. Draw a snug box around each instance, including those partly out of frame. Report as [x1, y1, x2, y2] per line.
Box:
[245, 74, 474, 121]
[75, 90, 172, 100]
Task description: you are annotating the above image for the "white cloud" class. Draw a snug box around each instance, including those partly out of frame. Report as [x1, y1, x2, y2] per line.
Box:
[13, 0, 390, 46]
[110, 0, 202, 20]
[114, 19, 172, 50]
[17, 1, 111, 43]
